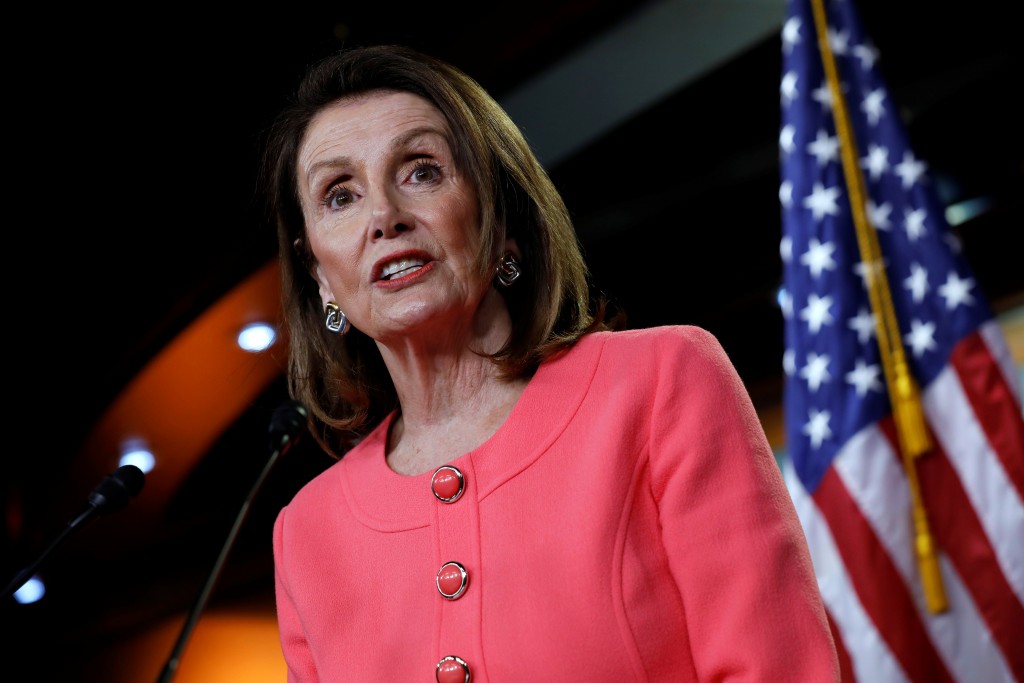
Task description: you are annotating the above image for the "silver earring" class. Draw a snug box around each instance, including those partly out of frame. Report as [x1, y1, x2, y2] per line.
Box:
[496, 252, 522, 287]
[324, 301, 350, 335]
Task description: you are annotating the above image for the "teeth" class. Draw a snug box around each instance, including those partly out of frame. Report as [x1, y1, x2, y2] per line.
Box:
[380, 258, 425, 280]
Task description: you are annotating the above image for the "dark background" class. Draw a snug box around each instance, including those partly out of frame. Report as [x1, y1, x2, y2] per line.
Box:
[3, 1, 1020, 679]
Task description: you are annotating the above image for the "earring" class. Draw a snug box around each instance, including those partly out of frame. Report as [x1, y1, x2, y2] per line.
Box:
[495, 252, 522, 287]
[324, 301, 350, 335]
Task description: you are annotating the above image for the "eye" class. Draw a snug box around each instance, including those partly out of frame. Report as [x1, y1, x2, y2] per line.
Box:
[410, 161, 442, 183]
[323, 183, 354, 210]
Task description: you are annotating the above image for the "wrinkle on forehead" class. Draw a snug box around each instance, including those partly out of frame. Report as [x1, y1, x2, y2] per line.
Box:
[298, 91, 450, 181]
[304, 127, 450, 186]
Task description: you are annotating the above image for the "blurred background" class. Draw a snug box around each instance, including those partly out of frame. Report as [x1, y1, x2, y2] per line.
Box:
[3, 1, 1020, 681]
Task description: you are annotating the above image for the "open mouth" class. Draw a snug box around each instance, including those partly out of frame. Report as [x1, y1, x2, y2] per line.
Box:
[379, 258, 426, 281]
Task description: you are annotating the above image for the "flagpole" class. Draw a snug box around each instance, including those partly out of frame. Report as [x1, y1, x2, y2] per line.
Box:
[808, 0, 948, 613]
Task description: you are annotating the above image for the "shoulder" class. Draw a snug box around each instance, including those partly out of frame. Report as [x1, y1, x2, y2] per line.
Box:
[578, 324, 728, 366]
[579, 325, 744, 400]
[525, 326, 741, 426]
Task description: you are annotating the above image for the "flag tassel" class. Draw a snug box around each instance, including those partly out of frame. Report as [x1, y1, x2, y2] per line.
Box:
[891, 360, 932, 458]
[911, 487, 949, 613]
[809, 0, 948, 613]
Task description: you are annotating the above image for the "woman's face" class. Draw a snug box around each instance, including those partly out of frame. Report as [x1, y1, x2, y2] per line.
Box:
[297, 90, 487, 344]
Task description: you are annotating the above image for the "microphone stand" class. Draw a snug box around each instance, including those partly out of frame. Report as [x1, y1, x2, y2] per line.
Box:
[2, 507, 95, 600]
[2, 465, 145, 601]
[155, 435, 294, 683]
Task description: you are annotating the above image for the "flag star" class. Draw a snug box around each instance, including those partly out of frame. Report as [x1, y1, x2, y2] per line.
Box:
[781, 16, 801, 52]
[853, 258, 887, 290]
[800, 237, 838, 278]
[780, 72, 799, 108]
[812, 83, 834, 110]
[895, 151, 927, 189]
[779, 235, 793, 263]
[847, 307, 877, 344]
[903, 262, 929, 302]
[803, 182, 842, 221]
[779, 180, 794, 209]
[860, 88, 886, 126]
[853, 42, 879, 70]
[807, 129, 840, 166]
[803, 408, 832, 449]
[779, 287, 794, 319]
[783, 348, 796, 376]
[905, 319, 938, 357]
[827, 28, 851, 55]
[860, 143, 889, 181]
[867, 199, 893, 231]
[904, 207, 927, 241]
[800, 352, 831, 392]
[845, 359, 883, 396]
[938, 271, 976, 310]
[779, 124, 797, 155]
[800, 293, 834, 333]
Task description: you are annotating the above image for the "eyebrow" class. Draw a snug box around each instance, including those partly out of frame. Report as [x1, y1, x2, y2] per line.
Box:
[303, 126, 451, 182]
[389, 126, 450, 155]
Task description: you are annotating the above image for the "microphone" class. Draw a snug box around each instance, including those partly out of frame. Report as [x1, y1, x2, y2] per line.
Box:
[268, 399, 309, 458]
[2, 464, 146, 601]
[156, 399, 308, 683]
[73, 464, 146, 526]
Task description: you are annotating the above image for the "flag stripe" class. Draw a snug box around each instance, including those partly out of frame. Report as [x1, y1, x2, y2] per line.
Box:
[925, 353, 1024, 604]
[877, 420, 1021, 682]
[833, 427, 915, 583]
[825, 610, 856, 683]
[979, 318, 1023, 406]
[951, 326, 1024, 500]
[814, 461, 954, 683]
[833, 423, 1013, 683]
[921, 440, 1024, 680]
[800, 422, 1017, 683]
[785, 458, 910, 683]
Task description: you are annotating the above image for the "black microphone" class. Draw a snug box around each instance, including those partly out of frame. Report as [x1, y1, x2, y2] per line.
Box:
[268, 399, 309, 458]
[73, 464, 146, 525]
[2, 464, 146, 601]
[156, 399, 308, 683]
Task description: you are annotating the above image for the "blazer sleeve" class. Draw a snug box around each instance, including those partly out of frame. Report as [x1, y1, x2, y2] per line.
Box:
[648, 326, 840, 681]
[273, 505, 319, 683]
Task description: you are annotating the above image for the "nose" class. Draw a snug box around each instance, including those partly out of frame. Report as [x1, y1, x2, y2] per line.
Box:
[367, 186, 412, 240]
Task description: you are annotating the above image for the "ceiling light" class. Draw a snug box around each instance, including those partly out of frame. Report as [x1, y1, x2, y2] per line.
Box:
[237, 322, 277, 352]
[13, 576, 45, 604]
[120, 439, 156, 474]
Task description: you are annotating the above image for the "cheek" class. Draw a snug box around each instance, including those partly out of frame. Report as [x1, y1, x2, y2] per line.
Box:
[436, 191, 482, 250]
[308, 229, 363, 293]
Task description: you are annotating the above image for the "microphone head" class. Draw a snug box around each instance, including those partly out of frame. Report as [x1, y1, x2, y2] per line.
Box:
[87, 464, 145, 515]
[268, 399, 309, 455]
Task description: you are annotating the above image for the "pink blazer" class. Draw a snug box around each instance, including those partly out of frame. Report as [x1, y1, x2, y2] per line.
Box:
[274, 325, 840, 681]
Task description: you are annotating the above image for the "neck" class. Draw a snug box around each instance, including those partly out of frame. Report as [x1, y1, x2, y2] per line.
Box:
[380, 289, 527, 475]
[385, 371, 527, 476]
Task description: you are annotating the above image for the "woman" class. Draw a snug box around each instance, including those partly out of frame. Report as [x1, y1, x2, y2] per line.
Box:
[263, 44, 839, 682]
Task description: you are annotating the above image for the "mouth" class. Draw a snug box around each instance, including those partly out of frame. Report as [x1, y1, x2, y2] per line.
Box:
[378, 257, 427, 281]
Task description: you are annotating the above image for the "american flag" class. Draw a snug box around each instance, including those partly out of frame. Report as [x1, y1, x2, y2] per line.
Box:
[777, 0, 1024, 681]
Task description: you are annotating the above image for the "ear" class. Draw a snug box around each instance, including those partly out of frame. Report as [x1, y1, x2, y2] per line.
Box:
[503, 236, 521, 260]
[313, 261, 336, 308]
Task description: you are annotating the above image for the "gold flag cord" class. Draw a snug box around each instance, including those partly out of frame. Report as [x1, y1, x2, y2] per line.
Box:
[808, 0, 947, 613]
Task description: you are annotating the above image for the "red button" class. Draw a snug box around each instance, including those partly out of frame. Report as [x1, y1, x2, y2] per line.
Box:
[436, 655, 470, 683]
[436, 562, 468, 600]
[431, 465, 465, 503]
